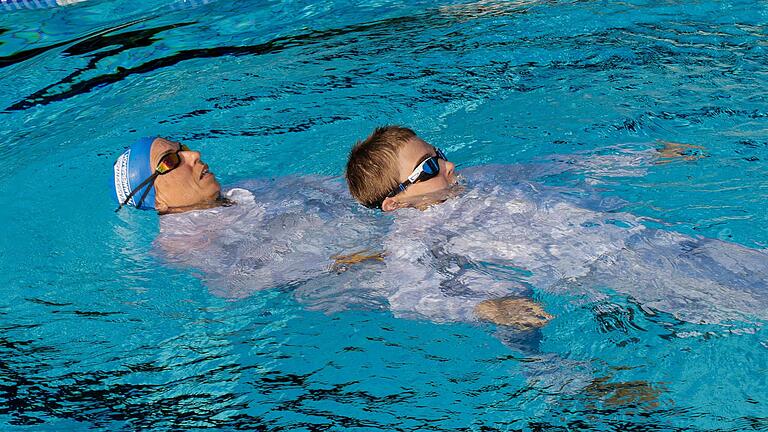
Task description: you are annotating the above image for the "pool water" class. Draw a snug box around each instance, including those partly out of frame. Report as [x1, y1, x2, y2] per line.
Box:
[1, 0, 767, 430]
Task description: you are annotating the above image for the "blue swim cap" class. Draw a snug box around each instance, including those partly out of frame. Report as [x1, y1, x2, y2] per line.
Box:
[112, 136, 158, 210]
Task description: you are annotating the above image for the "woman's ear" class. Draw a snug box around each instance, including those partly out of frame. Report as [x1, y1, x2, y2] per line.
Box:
[381, 197, 400, 212]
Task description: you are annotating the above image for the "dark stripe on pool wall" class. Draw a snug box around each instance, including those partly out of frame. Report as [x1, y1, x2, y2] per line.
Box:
[0, 18, 156, 69]
[3, 21, 195, 111]
[4, 10, 481, 111]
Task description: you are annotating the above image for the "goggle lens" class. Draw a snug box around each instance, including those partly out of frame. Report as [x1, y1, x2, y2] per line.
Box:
[157, 154, 179, 173]
[416, 158, 440, 181]
[156, 144, 190, 174]
[424, 158, 439, 174]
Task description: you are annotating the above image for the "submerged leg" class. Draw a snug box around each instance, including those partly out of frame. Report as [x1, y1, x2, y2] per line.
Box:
[566, 230, 768, 323]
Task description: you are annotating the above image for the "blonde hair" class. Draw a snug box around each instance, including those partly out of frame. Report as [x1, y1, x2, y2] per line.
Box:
[345, 126, 416, 208]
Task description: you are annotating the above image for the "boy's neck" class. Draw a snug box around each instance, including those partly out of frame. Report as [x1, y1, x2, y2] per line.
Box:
[392, 184, 466, 211]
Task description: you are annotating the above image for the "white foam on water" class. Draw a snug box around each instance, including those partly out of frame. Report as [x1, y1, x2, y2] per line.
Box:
[380, 173, 645, 322]
[154, 163, 768, 325]
[384, 166, 768, 324]
[155, 176, 386, 310]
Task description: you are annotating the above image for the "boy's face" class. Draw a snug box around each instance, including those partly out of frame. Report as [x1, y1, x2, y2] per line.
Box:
[381, 136, 457, 212]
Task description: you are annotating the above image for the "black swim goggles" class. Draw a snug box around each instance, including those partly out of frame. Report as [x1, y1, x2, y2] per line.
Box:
[384, 147, 448, 200]
[115, 144, 190, 212]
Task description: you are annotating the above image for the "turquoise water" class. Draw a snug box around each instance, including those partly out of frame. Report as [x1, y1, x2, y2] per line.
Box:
[1, 0, 767, 430]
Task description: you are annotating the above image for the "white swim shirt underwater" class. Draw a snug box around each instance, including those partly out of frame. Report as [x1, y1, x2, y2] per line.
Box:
[155, 158, 768, 324]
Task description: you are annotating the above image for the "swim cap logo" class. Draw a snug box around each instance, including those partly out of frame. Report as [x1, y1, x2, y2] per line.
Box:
[114, 150, 133, 206]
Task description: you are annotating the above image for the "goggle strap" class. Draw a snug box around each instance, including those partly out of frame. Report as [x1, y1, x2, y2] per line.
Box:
[407, 168, 422, 183]
[114, 172, 157, 212]
[134, 173, 158, 209]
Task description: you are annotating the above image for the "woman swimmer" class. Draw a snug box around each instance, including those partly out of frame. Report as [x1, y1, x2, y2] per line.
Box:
[113, 137, 231, 214]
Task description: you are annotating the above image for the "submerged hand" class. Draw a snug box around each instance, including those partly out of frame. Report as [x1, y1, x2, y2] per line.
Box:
[475, 297, 553, 329]
[655, 140, 706, 163]
[330, 250, 386, 273]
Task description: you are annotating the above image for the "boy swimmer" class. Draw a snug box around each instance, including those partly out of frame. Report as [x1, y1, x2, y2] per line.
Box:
[346, 126, 768, 325]
[346, 126, 555, 328]
[346, 126, 459, 212]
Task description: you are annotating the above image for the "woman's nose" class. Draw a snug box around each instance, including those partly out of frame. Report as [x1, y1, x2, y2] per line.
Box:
[182, 150, 201, 165]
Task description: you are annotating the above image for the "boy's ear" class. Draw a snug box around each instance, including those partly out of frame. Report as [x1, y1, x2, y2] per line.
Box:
[381, 197, 400, 212]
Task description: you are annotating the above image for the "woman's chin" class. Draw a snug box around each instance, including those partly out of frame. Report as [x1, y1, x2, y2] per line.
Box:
[159, 198, 226, 215]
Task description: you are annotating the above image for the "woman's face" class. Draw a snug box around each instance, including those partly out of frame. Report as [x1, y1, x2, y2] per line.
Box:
[150, 138, 221, 212]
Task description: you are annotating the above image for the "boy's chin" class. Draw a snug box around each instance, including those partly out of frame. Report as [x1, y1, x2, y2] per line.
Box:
[397, 183, 465, 211]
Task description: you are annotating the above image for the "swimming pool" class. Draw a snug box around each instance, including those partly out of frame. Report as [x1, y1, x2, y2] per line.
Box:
[1, 0, 766, 430]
